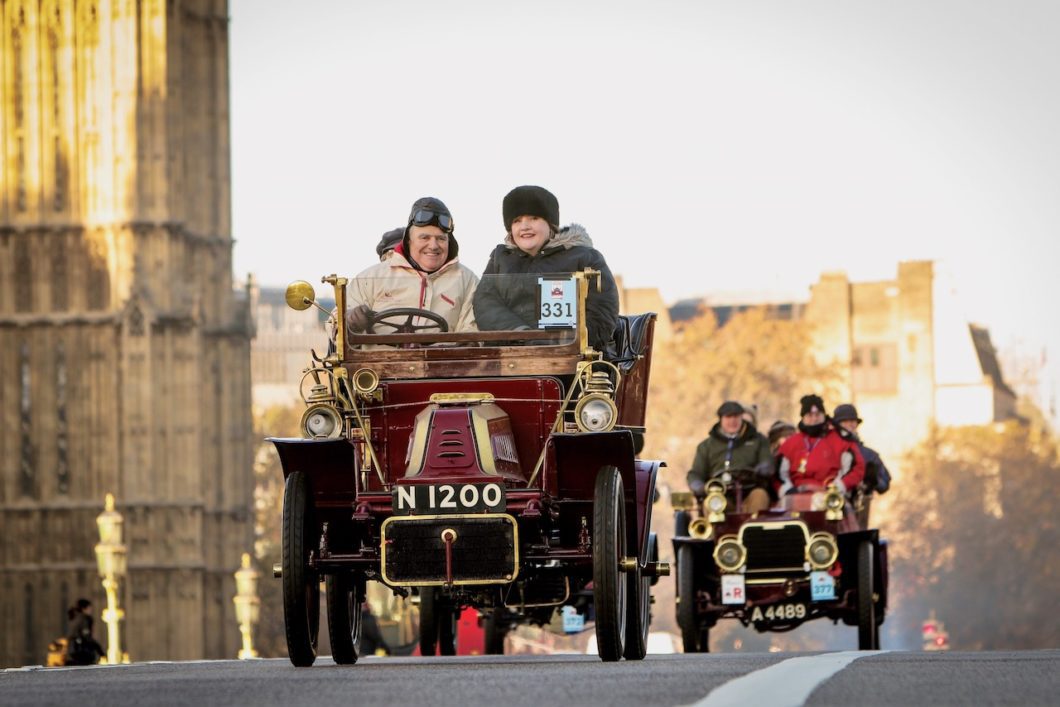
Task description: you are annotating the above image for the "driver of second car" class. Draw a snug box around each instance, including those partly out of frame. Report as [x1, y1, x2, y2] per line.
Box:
[343, 197, 478, 341]
[687, 400, 775, 514]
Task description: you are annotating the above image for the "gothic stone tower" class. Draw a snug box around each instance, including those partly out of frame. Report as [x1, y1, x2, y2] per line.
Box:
[0, 0, 253, 666]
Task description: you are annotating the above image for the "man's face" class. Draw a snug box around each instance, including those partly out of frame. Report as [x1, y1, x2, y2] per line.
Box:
[407, 225, 450, 272]
[838, 419, 859, 433]
[510, 215, 551, 256]
[720, 413, 743, 435]
[801, 407, 825, 426]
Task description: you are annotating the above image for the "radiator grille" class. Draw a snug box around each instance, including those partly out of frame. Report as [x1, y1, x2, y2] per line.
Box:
[742, 523, 807, 573]
[382, 514, 518, 586]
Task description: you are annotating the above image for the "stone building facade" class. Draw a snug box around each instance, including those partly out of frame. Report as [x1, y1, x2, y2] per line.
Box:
[0, 0, 253, 666]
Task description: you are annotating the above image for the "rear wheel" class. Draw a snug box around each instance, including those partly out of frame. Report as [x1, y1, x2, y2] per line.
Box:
[483, 607, 508, 655]
[593, 465, 627, 662]
[623, 534, 653, 660]
[419, 588, 458, 656]
[677, 544, 708, 653]
[674, 510, 690, 538]
[282, 471, 320, 666]
[857, 540, 877, 650]
[326, 573, 361, 664]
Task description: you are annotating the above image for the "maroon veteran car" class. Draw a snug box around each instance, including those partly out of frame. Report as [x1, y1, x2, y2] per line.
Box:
[672, 470, 888, 652]
[271, 271, 667, 665]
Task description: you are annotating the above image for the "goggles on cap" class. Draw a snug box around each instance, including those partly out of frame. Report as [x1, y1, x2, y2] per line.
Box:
[410, 209, 453, 233]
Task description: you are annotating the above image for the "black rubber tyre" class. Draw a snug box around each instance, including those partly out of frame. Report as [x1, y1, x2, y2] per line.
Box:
[418, 588, 438, 656]
[677, 543, 708, 653]
[648, 533, 661, 587]
[857, 540, 877, 650]
[419, 588, 458, 656]
[326, 573, 361, 665]
[674, 510, 690, 538]
[438, 598, 458, 656]
[623, 533, 653, 660]
[282, 471, 320, 666]
[483, 607, 508, 655]
[593, 465, 627, 662]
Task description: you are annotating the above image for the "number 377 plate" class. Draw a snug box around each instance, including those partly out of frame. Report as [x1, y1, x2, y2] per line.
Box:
[392, 483, 506, 515]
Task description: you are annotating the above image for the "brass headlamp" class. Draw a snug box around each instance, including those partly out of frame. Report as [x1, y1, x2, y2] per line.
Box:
[704, 481, 728, 523]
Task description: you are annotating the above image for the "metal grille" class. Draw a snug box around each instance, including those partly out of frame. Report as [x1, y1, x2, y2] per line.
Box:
[742, 523, 806, 573]
[383, 515, 517, 585]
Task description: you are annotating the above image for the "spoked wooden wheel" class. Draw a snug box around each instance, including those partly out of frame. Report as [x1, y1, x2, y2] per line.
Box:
[623, 532, 652, 660]
[326, 572, 362, 665]
[593, 465, 628, 662]
[857, 540, 878, 650]
[282, 471, 320, 666]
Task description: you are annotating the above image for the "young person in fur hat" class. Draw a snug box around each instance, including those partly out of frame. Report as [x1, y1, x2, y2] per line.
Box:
[775, 394, 865, 500]
[472, 185, 619, 349]
[339, 197, 478, 339]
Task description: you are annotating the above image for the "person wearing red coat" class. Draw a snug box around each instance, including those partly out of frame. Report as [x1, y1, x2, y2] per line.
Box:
[776, 394, 865, 497]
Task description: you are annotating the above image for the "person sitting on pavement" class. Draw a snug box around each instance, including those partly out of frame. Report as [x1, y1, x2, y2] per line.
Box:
[776, 394, 865, 499]
[767, 419, 796, 455]
[472, 185, 619, 350]
[336, 197, 478, 340]
[686, 400, 775, 514]
[65, 598, 104, 666]
[832, 403, 891, 525]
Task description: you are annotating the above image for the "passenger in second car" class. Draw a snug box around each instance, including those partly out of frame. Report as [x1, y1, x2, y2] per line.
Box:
[472, 185, 619, 350]
[776, 394, 865, 499]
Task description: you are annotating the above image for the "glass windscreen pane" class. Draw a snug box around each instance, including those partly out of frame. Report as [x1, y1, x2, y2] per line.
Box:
[340, 273, 579, 347]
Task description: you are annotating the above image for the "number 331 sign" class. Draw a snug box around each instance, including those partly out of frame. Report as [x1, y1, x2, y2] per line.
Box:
[537, 278, 576, 328]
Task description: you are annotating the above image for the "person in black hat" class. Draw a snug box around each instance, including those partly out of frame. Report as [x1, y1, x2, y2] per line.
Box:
[338, 197, 479, 339]
[686, 400, 775, 513]
[375, 227, 404, 261]
[472, 186, 619, 350]
[776, 394, 865, 501]
[832, 403, 891, 526]
[767, 419, 796, 454]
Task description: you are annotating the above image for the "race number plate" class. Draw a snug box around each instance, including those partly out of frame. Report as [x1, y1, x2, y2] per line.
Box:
[810, 570, 837, 601]
[721, 574, 746, 605]
[561, 606, 585, 634]
[537, 277, 577, 328]
[392, 483, 506, 515]
[750, 603, 808, 623]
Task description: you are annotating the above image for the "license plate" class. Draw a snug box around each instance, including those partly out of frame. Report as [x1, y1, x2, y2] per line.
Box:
[392, 483, 506, 515]
[721, 574, 746, 605]
[810, 571, 837, 601]
[750, 603, 808, 623]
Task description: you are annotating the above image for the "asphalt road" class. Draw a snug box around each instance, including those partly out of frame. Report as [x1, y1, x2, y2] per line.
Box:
[2, 651, 1058, 707]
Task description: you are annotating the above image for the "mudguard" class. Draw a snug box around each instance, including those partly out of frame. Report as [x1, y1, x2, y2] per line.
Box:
[268, 437, 357, 504]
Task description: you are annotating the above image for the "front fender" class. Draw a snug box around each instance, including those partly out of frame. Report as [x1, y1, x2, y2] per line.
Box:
[268, 437, 357, 503]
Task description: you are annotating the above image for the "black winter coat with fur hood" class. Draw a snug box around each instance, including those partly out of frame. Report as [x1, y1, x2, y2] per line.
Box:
[473, 224, 619, 349]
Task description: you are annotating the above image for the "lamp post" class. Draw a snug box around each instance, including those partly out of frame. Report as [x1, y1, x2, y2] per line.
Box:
[233, 553, 260, 659]
[94, 493, 128, 664]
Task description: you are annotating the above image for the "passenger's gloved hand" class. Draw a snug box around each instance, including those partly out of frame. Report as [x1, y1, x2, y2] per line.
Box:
[346, 304, 375, 333]
[754, 462, 775, 480]
[689, 479, 706, 500]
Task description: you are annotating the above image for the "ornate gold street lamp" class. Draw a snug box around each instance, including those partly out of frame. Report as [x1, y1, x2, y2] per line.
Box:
[233, 553, 260, 659]
[94, 493, 128, 664]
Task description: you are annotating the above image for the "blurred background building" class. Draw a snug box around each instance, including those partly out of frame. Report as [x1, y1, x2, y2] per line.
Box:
[0, 0, 253, 667]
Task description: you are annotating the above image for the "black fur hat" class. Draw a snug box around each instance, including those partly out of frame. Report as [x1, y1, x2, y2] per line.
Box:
[502, 185, 560, 231]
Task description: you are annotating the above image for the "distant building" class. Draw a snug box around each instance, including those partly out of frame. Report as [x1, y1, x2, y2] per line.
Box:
[248, 282, 333, 409]
[668, 261, 1019, 463]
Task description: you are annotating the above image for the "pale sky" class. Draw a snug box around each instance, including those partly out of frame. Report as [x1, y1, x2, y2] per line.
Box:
[229, 0, 1060, 409]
